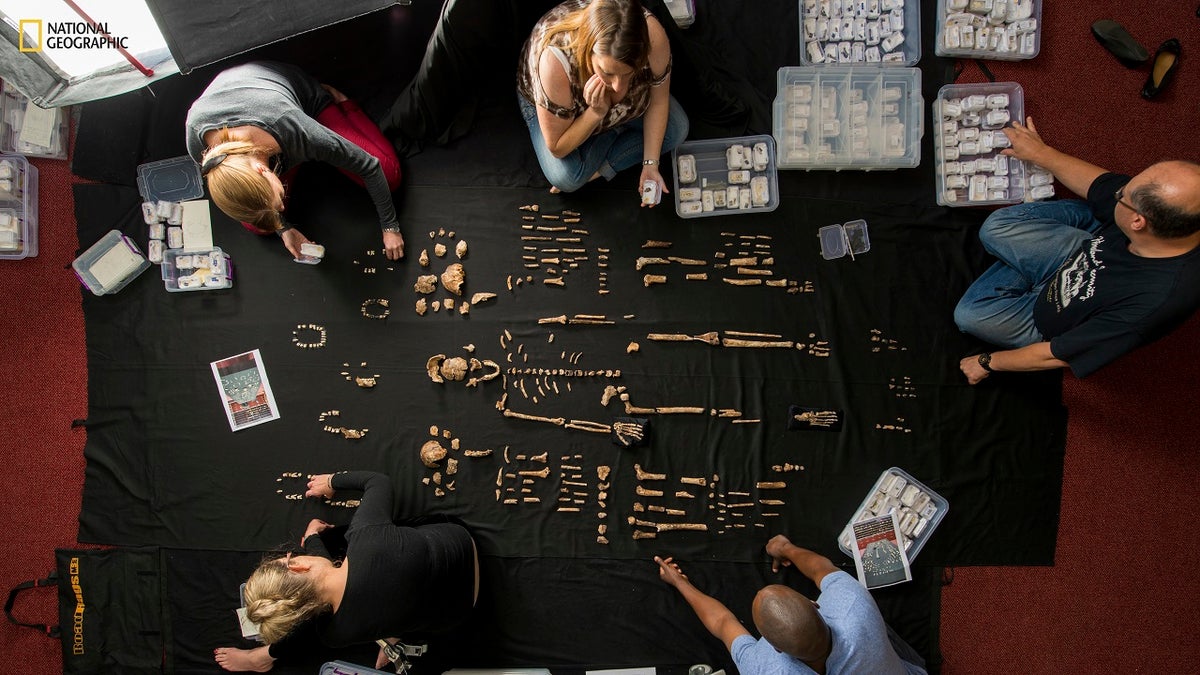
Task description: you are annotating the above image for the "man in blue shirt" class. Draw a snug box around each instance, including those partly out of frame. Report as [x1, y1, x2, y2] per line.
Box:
[655, 534, 926, 674]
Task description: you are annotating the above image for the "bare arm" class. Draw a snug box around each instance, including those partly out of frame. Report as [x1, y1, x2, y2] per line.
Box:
[638, 15, 672, 203]
[1001, 117, 1108, 198]
[655, 556, 749, 651]
[536, 49, 608, 159]
[959, 341, 1069, 385]
[764, 535, 840, 588]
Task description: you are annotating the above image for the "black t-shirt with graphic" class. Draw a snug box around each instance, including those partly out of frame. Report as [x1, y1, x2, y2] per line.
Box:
[1034, 172, 1200, 378]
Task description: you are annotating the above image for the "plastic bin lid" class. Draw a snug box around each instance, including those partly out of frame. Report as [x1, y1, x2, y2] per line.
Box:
[137, 155, 204, 203]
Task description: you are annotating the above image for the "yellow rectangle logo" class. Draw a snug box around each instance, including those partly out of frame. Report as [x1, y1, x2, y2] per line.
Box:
[18, 19, 42, 52]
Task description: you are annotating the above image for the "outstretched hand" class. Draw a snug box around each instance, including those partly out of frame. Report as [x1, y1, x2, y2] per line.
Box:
[654, 555, 689, 589]
[765, 534, 795, 572]
[279, 228, 311, 260]
[1000, 116, 1048, 163]
[302, 518, 332, 544]
[382, 230, 405, 260]
[306, 474, 335, 499]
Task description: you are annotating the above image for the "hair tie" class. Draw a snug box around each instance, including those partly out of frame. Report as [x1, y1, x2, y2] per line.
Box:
[201, 153, 229, 176]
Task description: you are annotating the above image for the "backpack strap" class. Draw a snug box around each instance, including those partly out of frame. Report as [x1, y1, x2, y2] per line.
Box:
[5, 570, 61, 638]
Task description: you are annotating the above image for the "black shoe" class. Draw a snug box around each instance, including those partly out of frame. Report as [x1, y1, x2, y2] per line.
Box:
[1091, 19, 1149, 67]
[1142, 38, 1182, 99]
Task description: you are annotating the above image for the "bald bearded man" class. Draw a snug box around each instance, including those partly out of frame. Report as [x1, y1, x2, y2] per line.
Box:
[654, 535, 926, 674]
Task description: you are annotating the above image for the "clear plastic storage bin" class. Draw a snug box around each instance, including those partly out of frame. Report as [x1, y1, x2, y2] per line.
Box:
[774, 66, 923, 170]
[935, 0, 1042, 61]
[934, 81, 1035, 206]
[0, 155, 38, 259]
[137, 156, 205, 204]
[799, 0, 921, 66]
[672, 135, 779, 218]
[0, 82, 69, 159]
[72, 230, 151, 295]
[838, 467, 948, 563]
[161, 247, 233, 292]
[663, 0, 696, 28]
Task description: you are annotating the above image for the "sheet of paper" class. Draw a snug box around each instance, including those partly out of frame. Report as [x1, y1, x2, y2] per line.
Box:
[210, 349, 280, 432]
[88, 241, 142, 289]
[851, 512, 912, 589]
[181, 199, 214, 250]
[17, 101, 57, 149]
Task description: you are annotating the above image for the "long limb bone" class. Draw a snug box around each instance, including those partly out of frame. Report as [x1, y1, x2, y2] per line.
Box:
[502, 409, 566, 425]
[634, 464, 666, 481]
[635, 485, 664, 497]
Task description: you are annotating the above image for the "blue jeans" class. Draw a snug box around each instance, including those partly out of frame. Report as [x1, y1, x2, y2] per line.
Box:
[954, 200, 1103, 348]
[518, 94, 690, 192]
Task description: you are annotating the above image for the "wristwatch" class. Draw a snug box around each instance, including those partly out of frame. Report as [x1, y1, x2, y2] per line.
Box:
[642, 159, 659, 166]
[977, 352, 994, 372]
[382, 225, 401, 233]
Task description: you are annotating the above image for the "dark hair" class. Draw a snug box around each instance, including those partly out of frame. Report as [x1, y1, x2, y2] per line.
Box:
[1132, 180, 1200, 239]
[591, 0, 649, 71]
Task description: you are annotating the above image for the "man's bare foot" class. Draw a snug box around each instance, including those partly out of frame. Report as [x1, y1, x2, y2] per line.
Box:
[214, 646, 274, 672]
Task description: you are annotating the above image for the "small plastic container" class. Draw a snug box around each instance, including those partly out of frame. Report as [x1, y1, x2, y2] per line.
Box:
[0, 154, 38, 259]
[0, 82, 69, 159]
[137, 156, 205, 204]
[161, 247, 233, 292]
[799, 0, 922, 67]
[774, 66, 923, 170]
[663, 0, 696, 28]
[672, 135, 779, 218]
[838, 467, 948, 563]
[934, 81, 1031, 206]
[819, 219, 870, 259]
[72, 230, 151, 295]
[935, 0, 1042, 61]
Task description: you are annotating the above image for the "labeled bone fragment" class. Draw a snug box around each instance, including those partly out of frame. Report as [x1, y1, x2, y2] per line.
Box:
[544, 277, 566, 287]
[685, 273, 708, 281]
[642, 240, 672, 248]
[723, 278, 763, 286]
[635, 464, 666, 481]
[643, 274, 666, 287]
[464, 449, 493, 458]
[679, 476, 707, 486]
[502, 409, 566, 425]
[635, 485, 664, 497]
[647, 333, 690, 342]
[721, 339, 795, 348]
[656, 522, 708, 532]
[519, 467, 551, 478]
[716, 409, 743, 418]
[414, 275, 438, 294]
[538, 315, 568, 325]
[729, 257, 758, 266]
[632, 530, 658, 540]
[636, 257, 670, 270]
[676, 491, 695, 499]
[759, 499, 785, 506]
[655, 406, 706, 414]
[530, 452, 548, 463]
[557, 507, 581, 513]
[524, 497, 541, 503]
[756, 481, 787, 489]
[420, 441, 447, 468]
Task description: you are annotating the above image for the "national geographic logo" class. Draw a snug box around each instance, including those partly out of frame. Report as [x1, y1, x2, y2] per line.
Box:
[69, 557, 85, 655]
[18, 19, 131, 52]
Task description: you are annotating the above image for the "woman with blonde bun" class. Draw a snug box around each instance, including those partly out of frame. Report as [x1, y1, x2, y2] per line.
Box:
[186, 61, 405, 260]
[214, 471, 479, 672]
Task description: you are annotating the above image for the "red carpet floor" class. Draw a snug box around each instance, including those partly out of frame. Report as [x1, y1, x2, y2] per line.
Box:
[1, 1, 1198, 672]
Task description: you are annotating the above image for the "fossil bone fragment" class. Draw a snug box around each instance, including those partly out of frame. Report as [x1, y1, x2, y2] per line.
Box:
[641, 240, 672, 248]
[656, 523, 708, 532]
[635, 257, 670, 270]
[519, 467, 551, 478]
[420, 441, 447, 468]
[565, 420, 612, 433]
[434, 243, 447, 257]
[721, 339, 795, 348]
[531, 452, 548, 463]
[632, 530, 657, 540]
[756, 481, 786, 490]
[685, 273, 708, 280]
[414, 275, 438, 294]
[736, 267, 774, 276]
[415, 298, 428, 316]
[723, 278, 763, 286]
[419, 249, 430, 267]
[643, 274, 666, 286]
[501, 409, 566, 425]
[440, 357, 468, 381]
[455, 240, 468, 259]
[470, 292, 496, 305]
[635, 464, 666, 481]
[635, 485, 664, 497]
[543, 277, 566, 287]
[680, 477, 707, 486]
[355, 376, 377, 388]
[727, 331, 783, 338]
[538, 315, 567, 325]
[676, 491, 695, 499]
[728, 257, 758, 266]
[441, 264, 465, 295]
[426, 355, 446, 383]
[759, 499, 785, 506]
[655, 406, 706, 414]
[444, 298, 455, 311]
[463, 449, 493, 458]
[597, 465, 611, 481]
